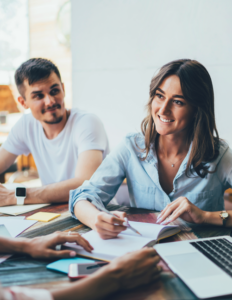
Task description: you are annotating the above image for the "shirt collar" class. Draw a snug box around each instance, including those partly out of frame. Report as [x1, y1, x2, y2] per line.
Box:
[137, 140, 193, 173]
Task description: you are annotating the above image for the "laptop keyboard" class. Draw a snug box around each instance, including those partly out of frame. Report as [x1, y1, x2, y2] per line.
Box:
[190, 238, 232, 277]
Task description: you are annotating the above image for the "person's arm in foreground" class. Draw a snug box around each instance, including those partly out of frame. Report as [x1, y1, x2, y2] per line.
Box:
[0, 231, 93, 258]
[0, 149, 103, 206]
[1, 248, 162, 300]
[156, 197, 232, 227]
[51, 248, 161, 300]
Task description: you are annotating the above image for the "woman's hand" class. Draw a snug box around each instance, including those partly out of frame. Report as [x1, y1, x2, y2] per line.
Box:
[156, 197, 207, 225]
[98, 247, 162, 290]
[93, 211, 128, 239]
[24, 231, 93, 259]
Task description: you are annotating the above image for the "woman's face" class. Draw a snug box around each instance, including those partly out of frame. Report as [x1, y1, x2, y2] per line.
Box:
[151, 75, 194, 137]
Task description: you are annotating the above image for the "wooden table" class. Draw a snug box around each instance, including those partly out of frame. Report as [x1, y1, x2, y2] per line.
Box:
[0, 203, 232, 300]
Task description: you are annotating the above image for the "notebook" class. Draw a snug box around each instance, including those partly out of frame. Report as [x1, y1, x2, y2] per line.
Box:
[64, 221, 180, 261]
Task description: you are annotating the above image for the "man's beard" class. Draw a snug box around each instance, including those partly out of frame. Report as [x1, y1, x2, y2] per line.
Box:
[44, 113, 63, 124]
[42, 104, 63, 124]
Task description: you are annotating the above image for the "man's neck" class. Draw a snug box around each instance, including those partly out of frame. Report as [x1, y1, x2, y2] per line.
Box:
[42, 110, 69, 140]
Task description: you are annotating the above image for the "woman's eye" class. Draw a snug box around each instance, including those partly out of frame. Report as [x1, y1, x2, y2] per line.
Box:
[174, 100, 183, 106]
[155, 93, 163, 99]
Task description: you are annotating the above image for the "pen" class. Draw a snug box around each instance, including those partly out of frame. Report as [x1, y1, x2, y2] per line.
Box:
[94, 203, 142, 236]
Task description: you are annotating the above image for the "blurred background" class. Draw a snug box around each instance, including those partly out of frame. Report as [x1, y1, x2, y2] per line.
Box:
[0, 0, 232, 200]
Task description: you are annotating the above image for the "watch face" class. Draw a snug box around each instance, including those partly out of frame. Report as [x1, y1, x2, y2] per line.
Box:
[16, 187, 26, 197]
[221, 212, 228, 218]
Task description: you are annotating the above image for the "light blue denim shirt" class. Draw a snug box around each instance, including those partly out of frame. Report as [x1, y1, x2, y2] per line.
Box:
[69, 133, 232, 218]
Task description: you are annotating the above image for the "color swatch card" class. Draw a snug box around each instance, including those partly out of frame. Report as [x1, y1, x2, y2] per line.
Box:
[27, 212, 61, 222]
[47, 257, 95, 274]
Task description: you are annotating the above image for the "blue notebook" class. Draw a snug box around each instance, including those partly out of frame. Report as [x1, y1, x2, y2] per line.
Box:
[47, 257, 95, 274]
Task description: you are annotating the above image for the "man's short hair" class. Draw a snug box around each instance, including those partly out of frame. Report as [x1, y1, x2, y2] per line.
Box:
[15, 58, 62, 98]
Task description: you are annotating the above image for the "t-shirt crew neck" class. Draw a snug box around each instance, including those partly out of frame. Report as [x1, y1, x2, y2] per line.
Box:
[40, 110, 71, 142]
[2, 109, 109, 186]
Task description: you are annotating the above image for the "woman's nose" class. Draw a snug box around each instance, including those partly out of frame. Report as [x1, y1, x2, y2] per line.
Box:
[159, 100, 170, 115]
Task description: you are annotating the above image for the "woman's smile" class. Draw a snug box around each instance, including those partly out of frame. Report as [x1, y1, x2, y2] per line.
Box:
[158, 115, 174, 123]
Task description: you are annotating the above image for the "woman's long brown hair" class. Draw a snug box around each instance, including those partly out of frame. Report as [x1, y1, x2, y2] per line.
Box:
[140, 59, 220, 178]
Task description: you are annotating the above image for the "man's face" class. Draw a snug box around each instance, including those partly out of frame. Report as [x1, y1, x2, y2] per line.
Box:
[18, 72, 66, 124]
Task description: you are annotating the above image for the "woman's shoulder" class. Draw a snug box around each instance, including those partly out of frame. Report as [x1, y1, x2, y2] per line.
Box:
[111, 132, 145, 158]
[211, 139, 231, 167]
[124, 132, 146, 150]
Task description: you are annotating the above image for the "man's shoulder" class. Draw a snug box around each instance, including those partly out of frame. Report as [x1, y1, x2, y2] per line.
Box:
[12, 112, 36, 130]
[70, 109, 104, 127]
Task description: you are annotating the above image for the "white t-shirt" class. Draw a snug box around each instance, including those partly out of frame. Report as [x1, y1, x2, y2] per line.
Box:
[2, 109, 109, 186]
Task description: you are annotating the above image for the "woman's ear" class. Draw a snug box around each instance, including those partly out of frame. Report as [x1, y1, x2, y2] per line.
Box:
[18, 96, 29, 109]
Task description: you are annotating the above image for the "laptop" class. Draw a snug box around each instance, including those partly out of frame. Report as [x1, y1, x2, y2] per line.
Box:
[155, 236, 232, 299]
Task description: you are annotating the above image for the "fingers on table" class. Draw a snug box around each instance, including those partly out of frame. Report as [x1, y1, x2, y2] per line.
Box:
[55, 231, 93, 252]
[156, 201, 181, 224]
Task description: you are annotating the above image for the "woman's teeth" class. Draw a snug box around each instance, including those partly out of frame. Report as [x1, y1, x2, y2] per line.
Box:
[160, 116, 173, 123]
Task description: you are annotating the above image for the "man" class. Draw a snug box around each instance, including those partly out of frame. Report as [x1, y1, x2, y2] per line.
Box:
[0, 233, 161, 300]
[0, 58, 109, 206]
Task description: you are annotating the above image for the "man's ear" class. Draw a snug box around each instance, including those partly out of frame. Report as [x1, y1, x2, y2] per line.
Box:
[18, 96, 29, 109]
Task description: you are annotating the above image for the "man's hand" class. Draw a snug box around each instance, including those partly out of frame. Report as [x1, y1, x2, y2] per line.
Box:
[156, 197, 206, 225]
[97, 247, 162, 290]
[0, 183, 16, 207]
[24, 231, 93, 259]
[93, 211, 128, 239]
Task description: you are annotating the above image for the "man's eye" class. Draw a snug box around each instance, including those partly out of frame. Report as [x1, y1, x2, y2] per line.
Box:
[35, 94, 44, 99]
[50, 88, 60, 96]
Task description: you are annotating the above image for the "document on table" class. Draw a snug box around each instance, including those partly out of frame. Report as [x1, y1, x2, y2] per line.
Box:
[0, 204, 50, 216]
[0, 217, 37, 264]
[0, 218, 37, 237]
[64, 221, 180, 261]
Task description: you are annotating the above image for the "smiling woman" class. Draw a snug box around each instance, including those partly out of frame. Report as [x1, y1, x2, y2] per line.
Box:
[70, 59, 232, 239]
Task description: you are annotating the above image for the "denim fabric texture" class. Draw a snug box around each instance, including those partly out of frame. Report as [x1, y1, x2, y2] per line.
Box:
[69, 133, 232, 219]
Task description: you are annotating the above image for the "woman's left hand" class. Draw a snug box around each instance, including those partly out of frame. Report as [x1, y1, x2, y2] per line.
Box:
[156, 197, 206, 225]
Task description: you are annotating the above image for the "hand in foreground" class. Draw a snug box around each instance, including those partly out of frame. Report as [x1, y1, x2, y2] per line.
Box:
[24, 231, 93, 259]
[93, 211, 128, 239]
[156, 197, 206, 225]
[98, 247, 162, 290]
[0, 183, 16, 207]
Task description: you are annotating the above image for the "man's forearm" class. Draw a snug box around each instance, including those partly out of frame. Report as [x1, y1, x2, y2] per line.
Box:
[24, 177, 85, 204]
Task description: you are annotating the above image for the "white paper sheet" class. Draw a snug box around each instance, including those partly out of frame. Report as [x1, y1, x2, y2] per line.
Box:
[0, 219, 37, 237]
[0, 204, 50, 216]
[65, 221, 179, 261]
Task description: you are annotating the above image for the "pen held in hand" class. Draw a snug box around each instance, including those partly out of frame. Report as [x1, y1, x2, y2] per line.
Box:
[94, 203, 142, 236]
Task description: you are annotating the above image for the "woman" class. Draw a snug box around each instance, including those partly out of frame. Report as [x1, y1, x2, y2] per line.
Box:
[0, 232, 161, 299]
[69, 59, 232, 239]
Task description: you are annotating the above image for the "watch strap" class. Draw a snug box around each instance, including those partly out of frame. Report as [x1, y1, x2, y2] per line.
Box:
[16, 197, 25, 205]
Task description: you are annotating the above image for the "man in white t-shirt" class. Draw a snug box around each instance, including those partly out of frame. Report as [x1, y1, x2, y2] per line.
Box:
[0, 58, 109, 206]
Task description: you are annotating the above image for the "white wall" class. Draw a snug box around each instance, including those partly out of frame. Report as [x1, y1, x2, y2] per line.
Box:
[71, 0, 232, 149]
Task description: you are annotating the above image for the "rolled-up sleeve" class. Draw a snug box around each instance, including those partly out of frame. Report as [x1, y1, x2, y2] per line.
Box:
[69, 138, 130, 219]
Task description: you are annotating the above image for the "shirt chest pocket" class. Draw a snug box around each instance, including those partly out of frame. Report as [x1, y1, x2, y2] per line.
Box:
[186, 191, 215, 211]
[128, 180, 157, 210]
